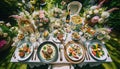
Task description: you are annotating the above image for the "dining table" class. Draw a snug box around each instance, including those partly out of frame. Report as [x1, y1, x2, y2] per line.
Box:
[10, 1, 112, 69]
[10, 31, 112, 68]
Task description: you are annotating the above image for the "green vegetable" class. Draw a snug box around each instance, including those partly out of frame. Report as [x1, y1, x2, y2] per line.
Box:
[69, 53, 72, 56]
[27, 44, 29, 47]
[96, 51, 100, 58]
[102, 51, 104, 56]
[93, 45, 96, 49]
[54, 33, 57, 37]
[43, 46, 46, 50]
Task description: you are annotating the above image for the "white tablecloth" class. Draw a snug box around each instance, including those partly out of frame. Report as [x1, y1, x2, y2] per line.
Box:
[11, 31, 112, 69]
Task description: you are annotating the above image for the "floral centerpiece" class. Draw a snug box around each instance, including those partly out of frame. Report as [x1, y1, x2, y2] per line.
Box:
[82, 0, 119, 42]
[33, 10, 50, 32]
[83, 0, 119, 27]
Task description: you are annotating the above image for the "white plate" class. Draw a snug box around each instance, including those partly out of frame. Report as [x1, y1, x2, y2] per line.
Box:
[15, 42, 33, 61]
[89, 41, 107, 61]
[66, 43, 84, 61]
[52, 30, 67, 43]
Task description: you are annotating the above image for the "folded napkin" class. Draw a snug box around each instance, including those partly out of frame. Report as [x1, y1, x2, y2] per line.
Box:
[48, 64, 74, 69]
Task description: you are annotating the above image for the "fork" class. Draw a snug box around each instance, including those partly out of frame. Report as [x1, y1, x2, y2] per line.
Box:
[34, 46, 38, 60]
[86, 42, 90, 60]
[59, 45, 63, 61]
[85, 49, 88, 60]
[33, 42, 39, 60]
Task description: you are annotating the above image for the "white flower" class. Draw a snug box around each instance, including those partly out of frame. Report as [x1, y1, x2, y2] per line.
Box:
[18, 30, 23, 34]
[10, 27, 14, 31]
[101, 31, 106, 34]
[101, 12, 110, 18]
[32, 11, 39, 17]
[61, 1, 66, 5]
[22, 0, 25, 3]
[86, 15, 90, 18]
[19, 12, 24, 16]
[54, 8, 60, 12]
[18, 3, 22, 6]
[90, 6, 97, 10]
[14, 27, 18, 31]
[98, 18, 104, 23]
[25, 11, 30, 16]
[6, 22, 11, 27]
[88, 11, 93, 15]
[94, 9, 99, 14]
[99, 8, 103, 11]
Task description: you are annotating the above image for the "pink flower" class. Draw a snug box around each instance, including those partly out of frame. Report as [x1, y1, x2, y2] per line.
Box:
[0, 40, 7, 49]
[39, 14, 45, 18]
[107, 8, 119, 13]
[97, 0, 105, 9]
[91, 16, 100, 23]
[9, 15, 22, 19]
[39, 10, 45, 18]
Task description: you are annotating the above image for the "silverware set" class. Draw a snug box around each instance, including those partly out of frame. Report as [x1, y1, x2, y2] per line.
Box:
[34, 46, 38, 60]
[31, 46, 38, 60]
[31, 42, 39, 61]
[84, 42, 91, 60]
[85, 47, 90, 60]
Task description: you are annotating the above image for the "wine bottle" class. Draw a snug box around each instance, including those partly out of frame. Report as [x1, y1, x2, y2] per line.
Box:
[66, 10, 70, 23]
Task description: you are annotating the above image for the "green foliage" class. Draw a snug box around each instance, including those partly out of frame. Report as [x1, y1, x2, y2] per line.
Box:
[0, 0, 120, 69]
[0, 0, 19, 22]
[103, 0, 120, 32]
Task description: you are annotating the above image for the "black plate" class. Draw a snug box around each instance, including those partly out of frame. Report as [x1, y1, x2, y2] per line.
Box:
[37, 41, 58, 63]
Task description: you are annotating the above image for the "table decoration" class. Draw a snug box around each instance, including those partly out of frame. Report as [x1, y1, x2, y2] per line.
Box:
[83, 0, 119, 26]
[34, 10, 50, 32]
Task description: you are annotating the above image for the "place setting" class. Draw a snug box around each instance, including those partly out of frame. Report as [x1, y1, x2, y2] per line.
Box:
[84, 40, 108, 62]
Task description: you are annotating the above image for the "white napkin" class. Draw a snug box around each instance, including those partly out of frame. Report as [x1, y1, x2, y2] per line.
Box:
[48, 64, 74, 69]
